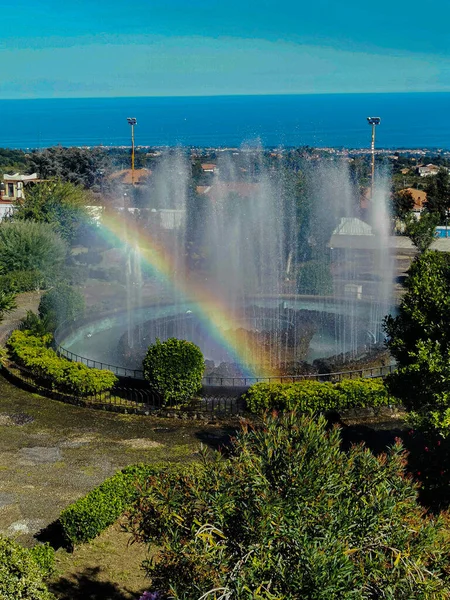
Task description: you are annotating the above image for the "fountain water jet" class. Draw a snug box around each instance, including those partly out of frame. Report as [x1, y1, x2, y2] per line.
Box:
[57, 148, 395, 380]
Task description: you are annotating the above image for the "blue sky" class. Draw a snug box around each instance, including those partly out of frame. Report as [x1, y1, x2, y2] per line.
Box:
[1, 0, 449, 98]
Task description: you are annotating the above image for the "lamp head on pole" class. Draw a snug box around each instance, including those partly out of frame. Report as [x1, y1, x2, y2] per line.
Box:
[127, 117, 137, 126]
[367, 117, 381, 126]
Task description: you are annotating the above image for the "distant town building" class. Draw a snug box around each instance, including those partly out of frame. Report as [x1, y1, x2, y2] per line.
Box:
[0, 173, 39, 220]
[201, 163, 218, 173]
[399, 188, 427, 217]
[417, 164, 440, 177]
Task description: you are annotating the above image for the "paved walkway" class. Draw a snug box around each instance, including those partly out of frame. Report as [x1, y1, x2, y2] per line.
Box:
[0, 291, 42, 345]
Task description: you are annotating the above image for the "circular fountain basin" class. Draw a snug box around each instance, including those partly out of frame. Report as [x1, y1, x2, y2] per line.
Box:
[55, 296, 392, 380]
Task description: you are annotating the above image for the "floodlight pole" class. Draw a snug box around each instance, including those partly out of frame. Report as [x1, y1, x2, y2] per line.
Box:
[367, 117, 381, 200]
[127, 118, 137, 185]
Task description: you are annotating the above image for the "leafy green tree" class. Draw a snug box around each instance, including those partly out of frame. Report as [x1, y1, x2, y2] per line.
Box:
[28, 146, 111, 189]
[142, 338, 204, 404]
[404, 212, 439, 253]
[392, 189, 414, 219]
[13, 180, 91, 243]
[425, 167, 450, 222]
[0, 221, 67, 275]
[38, 284, 85, 331]
[385, 251, 450, 433]
[128, 412, 450, 598]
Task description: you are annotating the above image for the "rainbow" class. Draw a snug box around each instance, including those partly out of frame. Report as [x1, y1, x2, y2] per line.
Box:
[96, 210, 279, 378]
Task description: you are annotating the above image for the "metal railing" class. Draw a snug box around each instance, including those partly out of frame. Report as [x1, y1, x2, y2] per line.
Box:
[55, 343, 395, 387]
[1, 360, 243, 416]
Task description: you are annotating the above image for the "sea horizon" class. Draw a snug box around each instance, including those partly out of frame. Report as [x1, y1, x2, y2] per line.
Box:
[1, 92, 449, 150]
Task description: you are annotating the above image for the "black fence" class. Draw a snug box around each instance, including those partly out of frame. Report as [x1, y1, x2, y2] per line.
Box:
[56, 344, 396, 387]
[1, 360, 243, 417]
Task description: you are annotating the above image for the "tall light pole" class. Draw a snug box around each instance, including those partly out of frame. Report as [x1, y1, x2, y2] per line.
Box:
[367, 116, 381, 199]
[127, 117, 137, 185]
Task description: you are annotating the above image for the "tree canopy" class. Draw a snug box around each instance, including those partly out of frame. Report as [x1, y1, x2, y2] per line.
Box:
[13, 180, 92, 243]
[385, 251, 450, 433]
[28, 146, 111, 190]
[425, 168, 450, 222]
[0, 221, 67, 275]
[404, 212, 439, 253]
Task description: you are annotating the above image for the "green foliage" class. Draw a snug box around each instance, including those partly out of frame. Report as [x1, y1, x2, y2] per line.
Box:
[143, 338, 205, 405]
[127, 412, 450, 598]
[59, 464, 170, 546]
[244, 378, 390, 414]
[296, 259, 333, 295]
[392, 189, 414, 219]
[425, 167, 450, 222]
[38, 284, 85, 332]
[13, 180, 92, 243]
[0, 270, 44, 293]
[0, 535, 54, 599]
[28, 146, 111, 190]
[404, 212, 439, 253]
[0, 291, 17, 322]
[28, 544, 56, 579]
[385, 251, 450, 435]
[0, 221, 67, 275]
[7, 330, 117, 395]
[20, 311, 53, 336]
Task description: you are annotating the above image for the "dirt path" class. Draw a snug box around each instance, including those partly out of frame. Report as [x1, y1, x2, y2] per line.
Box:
[0, 290, 42, 345]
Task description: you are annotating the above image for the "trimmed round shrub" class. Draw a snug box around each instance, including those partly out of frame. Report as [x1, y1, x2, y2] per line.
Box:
[0, 535, 54, 600]
[143, 338, 205, 404]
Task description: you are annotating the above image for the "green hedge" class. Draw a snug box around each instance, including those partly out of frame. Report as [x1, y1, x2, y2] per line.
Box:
[0, 536, 55, 600]
[7, 330, 117, 395]
[59, 464, 184, 546]
[244, 378, 392, 414]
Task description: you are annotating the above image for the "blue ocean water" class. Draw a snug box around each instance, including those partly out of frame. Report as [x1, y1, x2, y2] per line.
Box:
[0, 93, 449, 150]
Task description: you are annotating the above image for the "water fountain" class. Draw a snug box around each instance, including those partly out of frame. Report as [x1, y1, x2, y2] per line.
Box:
[56, 149, 394, 382]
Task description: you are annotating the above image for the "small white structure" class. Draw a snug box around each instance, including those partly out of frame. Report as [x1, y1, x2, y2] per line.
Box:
[2, 173, 38, 201]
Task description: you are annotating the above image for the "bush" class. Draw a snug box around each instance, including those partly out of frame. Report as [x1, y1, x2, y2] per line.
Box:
[20, 310, 53, 336]
[7, 330, 117, 395]
[0, 535, 54, 599]
[297, 259, 333, 295]
[0, 270, 43, 293]
[0, 221, 67, 275]
[38, 284, 85, 331]
[385, 251, 450, 435]
[244, 378, 391, 414]
[143, 338, 205, 404]
[127, 412, 450, 598]
[59, 464, 176, 546]
[13, 180, 92, 244]
[29, 544, 56, 578]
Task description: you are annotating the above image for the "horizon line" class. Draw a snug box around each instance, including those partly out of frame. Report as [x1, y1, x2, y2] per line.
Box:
[1, 90, 450, 102]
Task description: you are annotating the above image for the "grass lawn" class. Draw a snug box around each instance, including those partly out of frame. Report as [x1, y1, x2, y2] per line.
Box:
[0, 373, 236, 598]
[48, 519, 152, 600]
